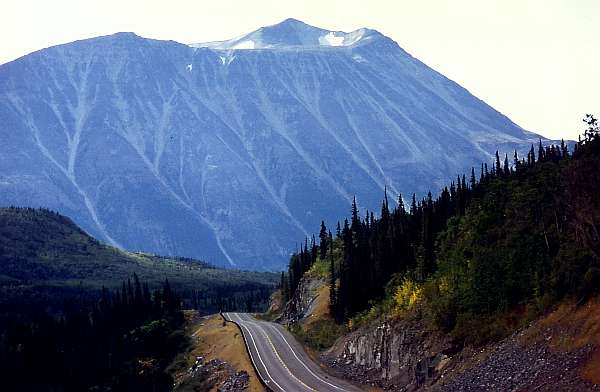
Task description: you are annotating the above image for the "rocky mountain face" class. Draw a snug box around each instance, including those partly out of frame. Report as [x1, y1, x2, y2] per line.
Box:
[0, 19, 548, 270]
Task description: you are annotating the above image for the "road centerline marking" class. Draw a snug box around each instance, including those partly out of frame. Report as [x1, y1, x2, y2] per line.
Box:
[258, 325, 317, 392]
[228, 313, 287, 392]
[267, 322, 354, 391]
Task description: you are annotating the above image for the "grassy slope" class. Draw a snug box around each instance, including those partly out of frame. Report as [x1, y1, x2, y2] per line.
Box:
[0, 207, 277, 310]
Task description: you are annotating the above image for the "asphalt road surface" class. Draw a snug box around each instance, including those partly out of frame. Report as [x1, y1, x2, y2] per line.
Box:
[223, 312, 363, 392]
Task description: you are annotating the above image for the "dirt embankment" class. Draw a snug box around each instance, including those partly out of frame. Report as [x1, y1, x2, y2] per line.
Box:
[172, 312, 265, 392]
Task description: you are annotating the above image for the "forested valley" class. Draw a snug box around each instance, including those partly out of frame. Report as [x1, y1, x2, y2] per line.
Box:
[0, 208, 277, 391]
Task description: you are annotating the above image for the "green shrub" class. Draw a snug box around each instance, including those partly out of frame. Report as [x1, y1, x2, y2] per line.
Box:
[291, 319, 345, 350]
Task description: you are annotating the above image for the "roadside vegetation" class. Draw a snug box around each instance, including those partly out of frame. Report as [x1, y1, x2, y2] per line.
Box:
[289, 284, 345, 350]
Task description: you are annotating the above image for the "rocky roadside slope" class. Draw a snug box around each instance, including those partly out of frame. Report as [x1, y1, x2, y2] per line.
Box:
[324, 317, 599, 391]
[278, 275, 326, 325]
[281, 275, 600, 391]
[178, 356, 250, 392]
[324, 315, 452, 390]
[322, 304, 600, 391]
[435, 333, 595, 391]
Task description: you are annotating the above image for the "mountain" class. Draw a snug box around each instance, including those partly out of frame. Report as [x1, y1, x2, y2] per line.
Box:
[0, 19, 550, 270]
[0, 207, 277, 313]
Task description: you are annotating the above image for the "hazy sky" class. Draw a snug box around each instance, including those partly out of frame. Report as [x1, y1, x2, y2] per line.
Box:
[2, 0, 597, 140]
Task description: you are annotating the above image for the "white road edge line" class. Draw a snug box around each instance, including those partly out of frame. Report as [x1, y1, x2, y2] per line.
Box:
[267, 323, 353, 391]
[254, 323, 317, 392]
[228, 313, 287, 392]
[245, 317, 351, 391]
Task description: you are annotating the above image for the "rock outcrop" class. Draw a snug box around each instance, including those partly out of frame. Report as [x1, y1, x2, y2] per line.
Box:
[279, 275, 325, 325]
[325, 315, 454, 390]
[175, 356, 250, 392]
[323, 309, 600, 391]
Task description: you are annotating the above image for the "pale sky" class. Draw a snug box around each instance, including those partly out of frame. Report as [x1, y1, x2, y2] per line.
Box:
[2, 0, 598, 140]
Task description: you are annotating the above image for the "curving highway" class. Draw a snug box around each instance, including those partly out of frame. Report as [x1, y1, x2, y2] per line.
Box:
[222, 312, 363, 392]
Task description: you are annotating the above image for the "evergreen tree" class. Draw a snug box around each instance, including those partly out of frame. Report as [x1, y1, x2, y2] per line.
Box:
[495, 151, 502, 176]
[538, 139, 545, 162]
[319, 220, 329, 260]
[285, 136, 590, 324]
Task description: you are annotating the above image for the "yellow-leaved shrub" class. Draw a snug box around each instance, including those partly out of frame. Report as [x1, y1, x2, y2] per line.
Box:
[394, 279, 423, 315]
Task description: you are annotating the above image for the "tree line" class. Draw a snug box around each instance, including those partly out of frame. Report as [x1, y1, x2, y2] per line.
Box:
[284, 115, 600, 343]
[187, 286, 273, 313]
[0, 275, 185, 392]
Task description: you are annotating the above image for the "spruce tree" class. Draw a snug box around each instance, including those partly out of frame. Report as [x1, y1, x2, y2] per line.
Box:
[495, 151, 502, 176]
[397, 193, 405, 213]
[319, 221, 329, 260]
[560, 139, 568, 157]
[351, 196, 359, 226]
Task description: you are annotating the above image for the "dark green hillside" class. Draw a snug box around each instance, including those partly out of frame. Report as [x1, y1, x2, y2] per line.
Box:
[427, 136, 600, 343]
[0, 207, 277, 315]
[285, 117, 600, 345]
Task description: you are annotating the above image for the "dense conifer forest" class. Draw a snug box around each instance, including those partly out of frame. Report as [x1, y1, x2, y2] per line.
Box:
[284, 115, 600, 343]
[0, 208, 276, 390]
[0, 207, 277, 320]
[0, 277, 184, 391]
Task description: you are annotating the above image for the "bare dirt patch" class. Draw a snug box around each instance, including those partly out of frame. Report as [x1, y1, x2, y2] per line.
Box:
[174, 312, 265, 392]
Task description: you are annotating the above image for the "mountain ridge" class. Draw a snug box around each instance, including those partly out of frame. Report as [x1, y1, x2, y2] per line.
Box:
[190, 18, 384, 50]
[0, 19, 555, 270]
[0, 206, 277, 314]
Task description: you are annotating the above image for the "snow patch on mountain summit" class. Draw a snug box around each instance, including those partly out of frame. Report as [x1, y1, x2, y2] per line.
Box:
[191, 18, 378, 50]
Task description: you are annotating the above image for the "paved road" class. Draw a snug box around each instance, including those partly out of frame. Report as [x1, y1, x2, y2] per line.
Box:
[223, 312, 363, 392]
